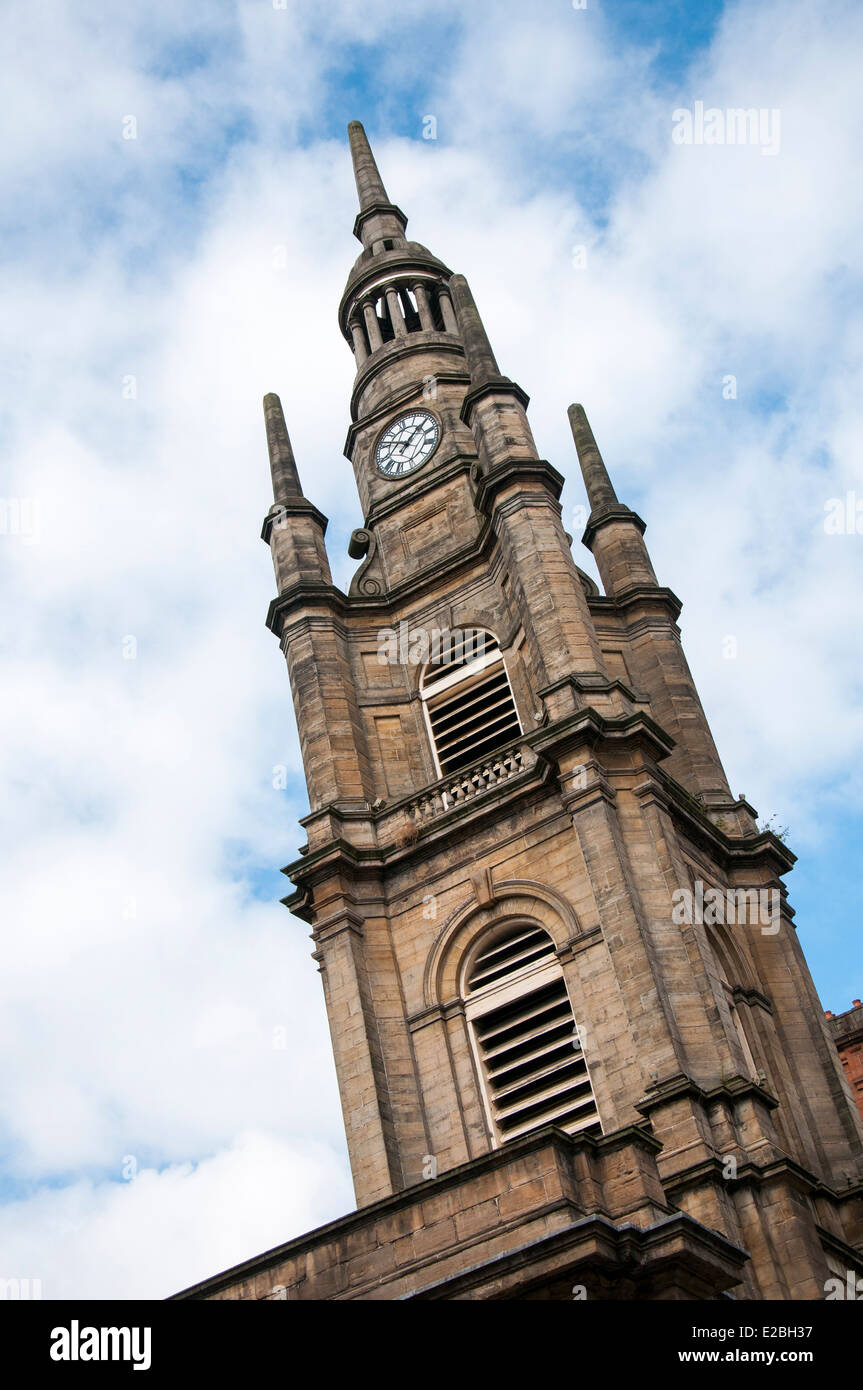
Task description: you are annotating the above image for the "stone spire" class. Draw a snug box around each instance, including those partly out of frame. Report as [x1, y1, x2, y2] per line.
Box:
[566, 401, 658, 596]
[263, 393, 303, 503]
[567, 403, 618, 512]
[348, 120, 390, 212]
[347, 121, 408, 249]
[449, 275, 502, 387]
[260, 392, 331, 590]
[448, 273, 539, 478]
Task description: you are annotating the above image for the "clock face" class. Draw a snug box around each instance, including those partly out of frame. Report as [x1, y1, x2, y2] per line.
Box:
[376, 411, 440, 477]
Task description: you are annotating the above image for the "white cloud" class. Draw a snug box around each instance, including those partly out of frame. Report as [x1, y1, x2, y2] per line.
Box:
[0, 1133, 353, 1299]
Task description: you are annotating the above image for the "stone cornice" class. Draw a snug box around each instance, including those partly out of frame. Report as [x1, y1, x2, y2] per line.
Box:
[635, 773, 796, 875]
[310, 905, 365, 947]
[556, 924, 604, 961]
[635, 1072, 781, 1118]
[351, 200, 408, 245]
[732, 985, 774, 1014]
[587, 584, 684, 624]
[661, 1152, 863, 1227]
[406, 999, 467, 1033]
[260, 499, 329, 546]
[459, 376, 530, 426]
[344, 370, 471, 456]
[361, 451, 476, 531]
[404, 1208, 748, 1301]
[473, 456, 565, 514]
[348, 336, 466, 420]
[582, 503, 647, 549]
[265, 582, 348, 636]
[538, 671, 649, 713]
[532, 705, 676, 764]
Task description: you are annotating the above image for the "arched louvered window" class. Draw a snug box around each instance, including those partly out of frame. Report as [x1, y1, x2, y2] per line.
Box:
[464, 923, 602, 1144]
[420, 630, 521, 778]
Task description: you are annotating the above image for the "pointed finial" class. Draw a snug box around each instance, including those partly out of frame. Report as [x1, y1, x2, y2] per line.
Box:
[449, 275, 502, 386]
[347, 121, 408, 248]
[567, 404, 618, 512]
[263, 393, 303, 503]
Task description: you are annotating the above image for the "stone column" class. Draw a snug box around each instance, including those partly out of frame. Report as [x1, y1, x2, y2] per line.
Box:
[413, 281, 434, 330]
[385, 285, 407, 337]
[349, 317, 369, 364]
[438, 285, 458, 333]
[362, 299, 383, 351]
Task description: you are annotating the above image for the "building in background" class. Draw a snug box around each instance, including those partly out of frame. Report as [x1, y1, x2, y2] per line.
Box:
[827, 1003, 863, 1124]
[174, 124, 863, 1302]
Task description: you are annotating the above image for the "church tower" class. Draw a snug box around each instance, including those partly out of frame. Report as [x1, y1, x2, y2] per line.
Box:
[177, 124, 863, 1301]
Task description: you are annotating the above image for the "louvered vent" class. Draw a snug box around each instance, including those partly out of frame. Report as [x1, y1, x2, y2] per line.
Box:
[468, 925, 556, 990]
[422, 632, 521, 777]
[467, 925, 602, 1143]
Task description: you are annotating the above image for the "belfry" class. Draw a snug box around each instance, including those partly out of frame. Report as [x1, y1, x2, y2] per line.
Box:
[176, 123, 863, 1301]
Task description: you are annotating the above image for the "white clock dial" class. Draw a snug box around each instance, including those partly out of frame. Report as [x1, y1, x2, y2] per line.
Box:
[376, 411, 440, 477]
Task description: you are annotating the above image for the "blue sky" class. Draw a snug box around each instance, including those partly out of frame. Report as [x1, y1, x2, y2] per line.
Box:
[1, 0, 861, 1297]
